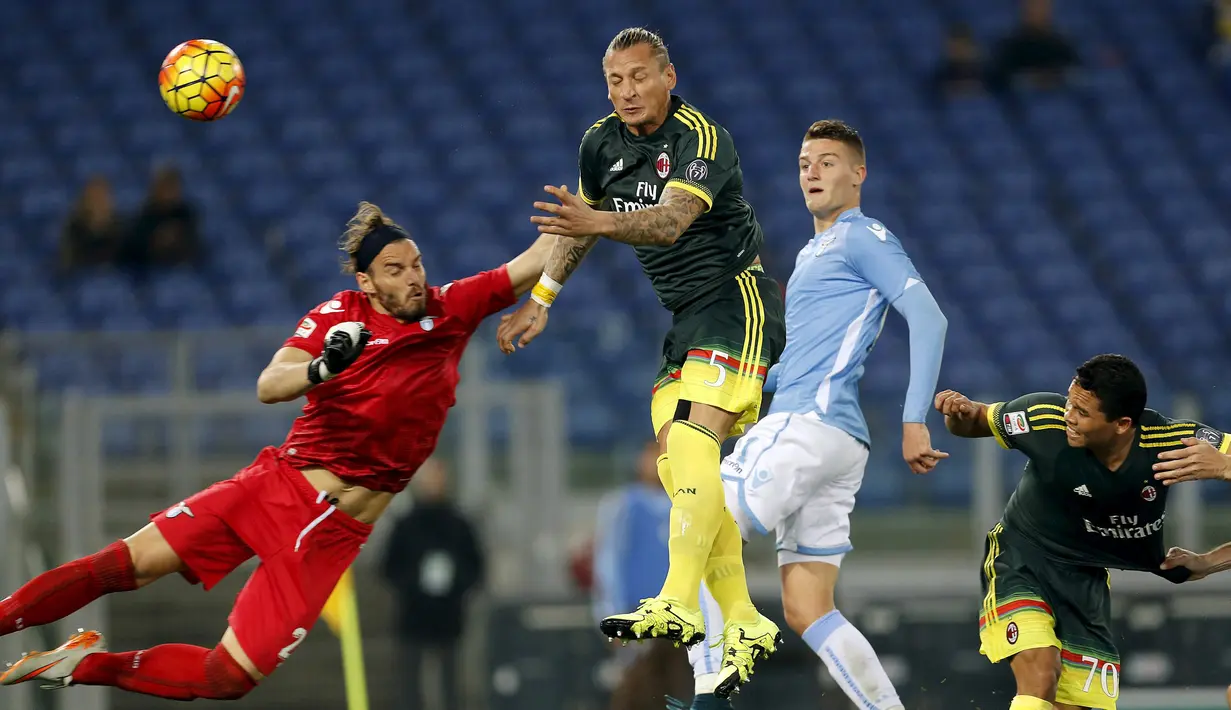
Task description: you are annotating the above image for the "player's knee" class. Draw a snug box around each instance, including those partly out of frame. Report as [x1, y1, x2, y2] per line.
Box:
[779, 562, 838, 636]
[780, 591, 835, 637]
[1009, 647, 1061, 699]
[781, 602, 813, 638]
[204, 644, 259, 700]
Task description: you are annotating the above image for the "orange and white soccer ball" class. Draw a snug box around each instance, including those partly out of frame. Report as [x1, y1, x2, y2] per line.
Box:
[158, 39, 245, 121]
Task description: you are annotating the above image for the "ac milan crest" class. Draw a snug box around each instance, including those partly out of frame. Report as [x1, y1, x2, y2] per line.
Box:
[656, 152, 671, 178]
[1141, 485, 1157, 502]
[1006, 621, 1019, 644]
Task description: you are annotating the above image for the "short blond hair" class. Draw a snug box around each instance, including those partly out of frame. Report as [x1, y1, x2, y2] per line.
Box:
[804, 119, 866, 164]
[339, 201, 407, 274]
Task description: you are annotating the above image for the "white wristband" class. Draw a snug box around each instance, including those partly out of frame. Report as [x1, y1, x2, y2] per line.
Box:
[530, 273, 565, 308]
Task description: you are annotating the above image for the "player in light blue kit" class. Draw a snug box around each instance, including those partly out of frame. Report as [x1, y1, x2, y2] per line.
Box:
[680, 120, 949, 708]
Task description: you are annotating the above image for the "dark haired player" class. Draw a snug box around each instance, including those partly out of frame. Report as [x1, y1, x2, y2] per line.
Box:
[937, 354, 1231, 710]
[0, 202, 553, 700]
[497, 27, 787, 694]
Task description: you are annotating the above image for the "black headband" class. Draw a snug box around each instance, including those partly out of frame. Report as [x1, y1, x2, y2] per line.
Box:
[354, 224, 411, 273]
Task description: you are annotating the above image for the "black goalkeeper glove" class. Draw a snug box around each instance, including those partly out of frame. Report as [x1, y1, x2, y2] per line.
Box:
[308, 323, 372, 384]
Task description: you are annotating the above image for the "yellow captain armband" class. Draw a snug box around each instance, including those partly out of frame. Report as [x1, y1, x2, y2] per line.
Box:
[530, 273, 564, 308]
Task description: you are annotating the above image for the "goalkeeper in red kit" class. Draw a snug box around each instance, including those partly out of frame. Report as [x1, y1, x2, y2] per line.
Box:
[0, 202, 554, 701]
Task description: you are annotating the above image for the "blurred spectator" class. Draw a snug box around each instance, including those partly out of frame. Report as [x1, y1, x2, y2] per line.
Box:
[59, 176, 127, 271]
[126, 165, 201, 270]
[381, 459, 485, 710]
[593, 441, 691, 710]
[568, 536, 596, 593]
[933, 24, 987, 97]
[990, 0, 1078, 91]
[1202, 0, 1231, 65]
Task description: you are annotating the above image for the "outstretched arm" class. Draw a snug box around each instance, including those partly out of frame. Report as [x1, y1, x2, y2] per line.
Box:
[595, 189, 707, 247]
[894, 285, 948, 424]
[495, 231, 599, 354]
[1160, 542, 1231, 582]
[543, 235, 599, 285]
[1153, 436, 1231, 486]
[894, 284, 950, 473]
[532, 185, 707, 247]
[934, 390, 994, 438]
[505, 234, 563, 297]
[1196, 543, 1231, 577]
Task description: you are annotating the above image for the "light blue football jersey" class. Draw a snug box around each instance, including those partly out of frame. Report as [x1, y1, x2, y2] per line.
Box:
[768, 208, 925, 445]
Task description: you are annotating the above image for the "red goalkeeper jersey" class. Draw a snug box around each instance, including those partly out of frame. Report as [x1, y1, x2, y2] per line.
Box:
[277, 266, 515, 493]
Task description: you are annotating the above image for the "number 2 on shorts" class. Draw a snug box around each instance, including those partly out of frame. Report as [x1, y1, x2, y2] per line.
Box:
[1080, 655, 1120, 699]
[278, 627, 308, 663]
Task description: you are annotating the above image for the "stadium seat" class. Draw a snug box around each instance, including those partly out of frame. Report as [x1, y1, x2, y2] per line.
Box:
[7, 0, 1231, 507]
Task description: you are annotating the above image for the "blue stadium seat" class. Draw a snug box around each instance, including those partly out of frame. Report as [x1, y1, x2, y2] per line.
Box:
[144, 270, 219, 328]
[70, 271, 142, 324]
[4, 0, 1230, 463]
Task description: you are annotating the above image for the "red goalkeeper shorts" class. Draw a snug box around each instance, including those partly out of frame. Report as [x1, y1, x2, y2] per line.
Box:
[151, 446, 373, 675]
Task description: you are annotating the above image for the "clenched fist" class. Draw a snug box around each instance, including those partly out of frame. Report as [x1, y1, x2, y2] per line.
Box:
[309, 322, 371, 383]
[934, 389, 977, 420]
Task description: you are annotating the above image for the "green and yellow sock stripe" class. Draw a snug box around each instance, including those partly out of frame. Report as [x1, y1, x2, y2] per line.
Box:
[1027, 403, 1067, 432]
[1138, 421, 1197, 448]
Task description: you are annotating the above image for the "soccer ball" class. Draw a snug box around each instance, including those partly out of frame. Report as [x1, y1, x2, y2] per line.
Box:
[158, 39, 245, 121]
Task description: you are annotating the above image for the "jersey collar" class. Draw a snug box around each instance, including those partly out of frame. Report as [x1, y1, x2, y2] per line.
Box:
[621, 95, 686, 141]
[814, 207, 865, 237]
[423, 288, 446, 318]
[836, 207, 864, 223]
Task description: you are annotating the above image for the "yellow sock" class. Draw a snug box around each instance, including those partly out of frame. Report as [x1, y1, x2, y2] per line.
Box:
[705, 510, 759, 623]
[660, 451, 756, 620]
[1009, 696, 1052, 710]
[658, 421, 725, 609]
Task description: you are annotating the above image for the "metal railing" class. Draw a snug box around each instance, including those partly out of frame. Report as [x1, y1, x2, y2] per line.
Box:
[4, 324, 1230, 709]
[0, 400, 45, 710]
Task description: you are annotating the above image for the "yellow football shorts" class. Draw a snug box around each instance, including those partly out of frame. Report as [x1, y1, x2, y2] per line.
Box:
[980, 524, 1121, 709]
[649, 266, 785, 440]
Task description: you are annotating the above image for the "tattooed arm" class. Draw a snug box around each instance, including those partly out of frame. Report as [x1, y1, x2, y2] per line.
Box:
[543, 235, 599, 285]
[532, 185, 706, 248]
[594, 189, 708, 247]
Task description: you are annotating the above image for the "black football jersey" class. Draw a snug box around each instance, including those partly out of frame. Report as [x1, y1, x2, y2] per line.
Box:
[989, 391, 1230, 575]
[577, 95, 764, 313]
